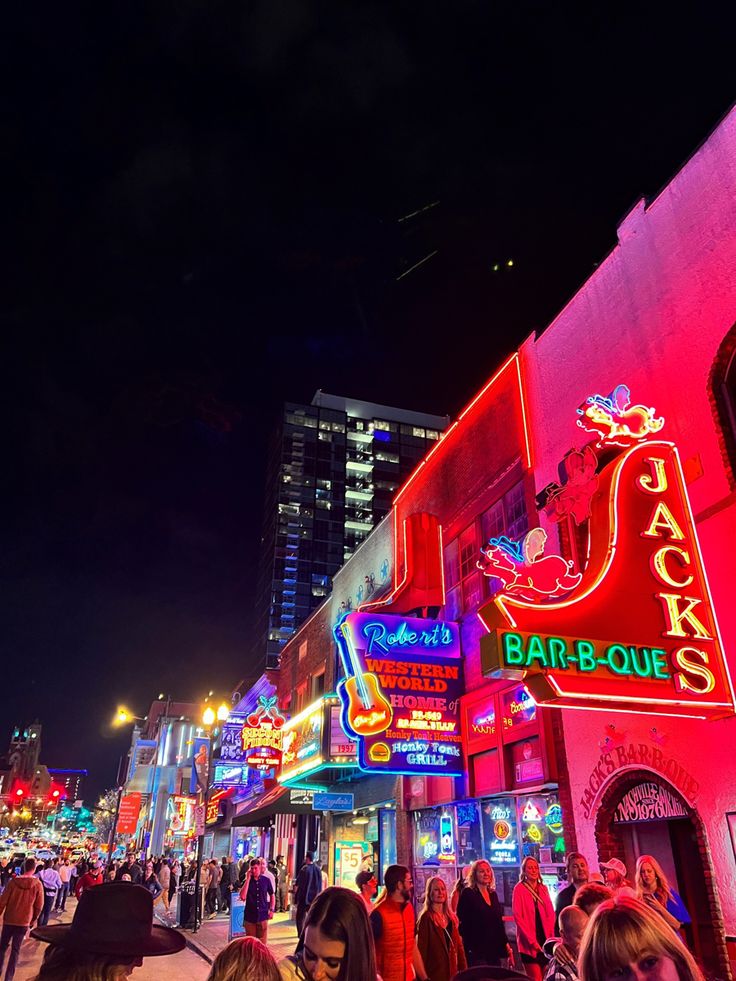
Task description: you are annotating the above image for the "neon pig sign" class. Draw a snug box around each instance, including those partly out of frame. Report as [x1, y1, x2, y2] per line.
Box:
[479, 389, 735, 720]
[334, 611, 464, 775]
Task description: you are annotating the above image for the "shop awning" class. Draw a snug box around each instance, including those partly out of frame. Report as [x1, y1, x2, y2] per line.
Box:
[232, 784, 314, 827]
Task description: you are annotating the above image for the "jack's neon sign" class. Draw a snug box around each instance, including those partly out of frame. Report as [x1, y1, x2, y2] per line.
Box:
[479, 389, 735, 720]
[334, 611, 464, 775]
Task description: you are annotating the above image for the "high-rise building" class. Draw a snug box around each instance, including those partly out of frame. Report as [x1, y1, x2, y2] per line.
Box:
[254, 391, 449, 670]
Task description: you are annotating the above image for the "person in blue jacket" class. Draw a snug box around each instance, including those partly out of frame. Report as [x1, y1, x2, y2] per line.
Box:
[635, 854, 691, 931]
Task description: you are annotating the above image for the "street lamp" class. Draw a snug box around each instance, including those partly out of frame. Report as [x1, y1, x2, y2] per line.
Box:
[192, 701, 229, 932]
[113, 707, 145, 726]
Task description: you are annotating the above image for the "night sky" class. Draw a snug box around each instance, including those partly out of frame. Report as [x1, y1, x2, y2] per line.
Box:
[5, 4, 734, 799]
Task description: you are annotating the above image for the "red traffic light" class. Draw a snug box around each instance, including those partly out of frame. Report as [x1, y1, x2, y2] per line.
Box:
[51, 790, 60, 798]
[14, 788, 23, 798]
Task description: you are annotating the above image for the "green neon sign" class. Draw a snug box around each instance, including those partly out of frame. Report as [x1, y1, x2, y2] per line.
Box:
[501, 631, 670, 681]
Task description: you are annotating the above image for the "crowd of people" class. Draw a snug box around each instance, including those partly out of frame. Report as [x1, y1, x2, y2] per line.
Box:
[0, 846, 709, 981]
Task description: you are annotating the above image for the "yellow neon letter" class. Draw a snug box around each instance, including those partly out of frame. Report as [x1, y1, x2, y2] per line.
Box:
[657, 593, 712, 640]
[636, 457, 668, 495]
[672, 647, 716, 694]
[642, 502, 685, 541]
[650, 546, 694, 589]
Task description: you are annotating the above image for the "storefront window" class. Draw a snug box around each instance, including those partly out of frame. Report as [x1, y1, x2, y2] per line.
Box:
[500, 685, 536, 731]
[517, 792, 566, 870]
[413, 808, 456, 867]
[455, 801, 482, 867]
[380, 808, 396, 874]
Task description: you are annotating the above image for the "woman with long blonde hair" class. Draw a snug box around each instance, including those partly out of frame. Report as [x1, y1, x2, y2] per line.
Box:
[579, 894, 704, 981]
[512, 856, 555, 981]
[206, 936, 280, 981]
[416, 875, 467, 981]
[635, 855, 691, 931]
[457, 860, 511, 968]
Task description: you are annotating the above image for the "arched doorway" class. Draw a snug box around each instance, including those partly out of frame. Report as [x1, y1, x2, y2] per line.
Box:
[594, 768, 731, 981]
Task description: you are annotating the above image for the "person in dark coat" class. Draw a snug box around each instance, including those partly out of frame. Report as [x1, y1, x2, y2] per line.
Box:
[457, 860, 511, 967]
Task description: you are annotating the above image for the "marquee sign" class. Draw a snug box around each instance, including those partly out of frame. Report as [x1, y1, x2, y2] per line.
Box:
[479, 388, 735, 720]
[334, 611, 464, 775]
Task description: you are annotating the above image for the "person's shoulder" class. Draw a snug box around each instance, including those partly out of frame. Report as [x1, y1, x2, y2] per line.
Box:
[277, 955, 304, 980]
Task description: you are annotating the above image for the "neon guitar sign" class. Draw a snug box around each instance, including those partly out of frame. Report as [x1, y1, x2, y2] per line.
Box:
[335, 611, 464, 775]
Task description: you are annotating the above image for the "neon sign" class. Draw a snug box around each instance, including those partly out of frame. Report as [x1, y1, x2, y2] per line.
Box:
[335, 611, 464, 775]
[576, 384, 665, 448]
[240, 696, 285, 769]
[479, 392, 735, 720]
[478, 528, 582, 601]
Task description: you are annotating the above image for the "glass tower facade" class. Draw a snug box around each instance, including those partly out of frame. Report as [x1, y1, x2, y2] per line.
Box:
[254, 392, 449, 670]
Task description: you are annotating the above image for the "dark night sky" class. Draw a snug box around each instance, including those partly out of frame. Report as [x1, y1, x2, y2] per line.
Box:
[4, 3, 735, 799]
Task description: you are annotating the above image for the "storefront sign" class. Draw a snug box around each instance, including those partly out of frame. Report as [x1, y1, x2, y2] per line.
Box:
[334, 840, 372, 889]
[479, 391, 735, 720]
[237, 696, 285, 769]
[213, 763, 249, 787]
[168, 795, 195, 835]
[481, 798, 520, 865]
[289, 788, 314, 805]
[329, 706, 357, 760]
[279, 699, 324, 783]
[334, 612, 464, 775]
[502, 685, 536, 730]
[580, 742, 699, 819]
[312, 792, 354, 812]
[117, 793, 142, 835]
[612, 782, 688, 824]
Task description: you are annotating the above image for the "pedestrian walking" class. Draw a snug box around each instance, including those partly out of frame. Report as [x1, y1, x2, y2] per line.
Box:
[457, 860, 510, 968]
[206, 859, 223, 917]
[157, 861, 171, 916]
[36, 861, 62, 928]
[370, 865, 426, 981]
[207, 935, 280, 981]
[142, 862, 163, 902]
[30, 881, 185, 980]
[293, 852, 322, 937]
[275, 856, 287, 913]
[220, 857, 235, 914]
[0, 857, 44, 981]
[239, 859, 275, 942]
[512, 857, 555, 981]
[416, 874, 467, 981]
[279, 887, 377, 981]
[74, 864, 103, 900]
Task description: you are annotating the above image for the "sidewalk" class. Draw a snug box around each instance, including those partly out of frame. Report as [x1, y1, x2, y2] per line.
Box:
[175, 910, 298, 965]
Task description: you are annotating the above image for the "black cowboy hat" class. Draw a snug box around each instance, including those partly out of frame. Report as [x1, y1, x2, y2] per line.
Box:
[31, 883, 186, 957]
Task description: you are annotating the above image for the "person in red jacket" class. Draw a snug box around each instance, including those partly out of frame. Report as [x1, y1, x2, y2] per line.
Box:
[74, 863, 103, 899]
[0, 857, 44, 981]
[370, 865, 428, 981]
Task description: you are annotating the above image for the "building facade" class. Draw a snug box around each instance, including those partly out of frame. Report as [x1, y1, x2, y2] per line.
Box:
[234, 108, 736, 978]
[254, 392, 448, 670]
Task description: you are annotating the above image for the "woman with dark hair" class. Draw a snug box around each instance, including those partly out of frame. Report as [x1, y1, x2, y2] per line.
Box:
[579, 895, 704, 981]
[457, 860, 511, 968]
[279, 886, 378, 981]
[417, 875, 467, 981]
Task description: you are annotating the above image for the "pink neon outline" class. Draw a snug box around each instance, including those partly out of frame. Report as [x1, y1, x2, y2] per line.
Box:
[484, 440, 735, 714]
[374, 352, 530, 612]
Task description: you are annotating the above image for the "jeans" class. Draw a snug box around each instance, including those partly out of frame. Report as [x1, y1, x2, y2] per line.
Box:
[55, 883, 69, 910]
[205, 888, 219, 914]
[38, 894, 56, 927]
[0, 924, 27, 981]
[220, 883, 231, 912]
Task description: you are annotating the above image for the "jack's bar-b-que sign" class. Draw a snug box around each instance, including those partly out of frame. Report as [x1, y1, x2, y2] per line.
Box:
[334, 611, 464, 775]
[480, 429, 735, 719]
